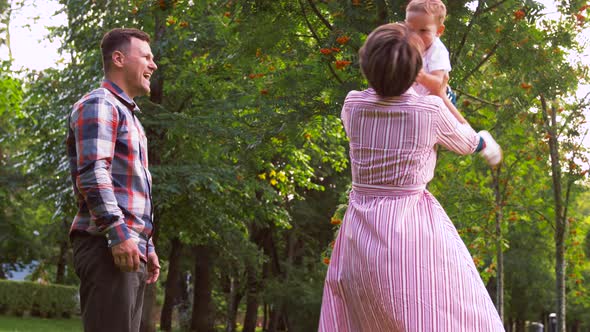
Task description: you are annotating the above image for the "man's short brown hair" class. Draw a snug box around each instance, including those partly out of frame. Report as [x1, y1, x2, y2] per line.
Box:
[100, 28, 151, 73]
[359, 23, 423, 97]
[406, 0, 447, 26]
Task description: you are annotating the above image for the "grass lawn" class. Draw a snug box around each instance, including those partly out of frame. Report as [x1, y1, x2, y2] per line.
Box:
[0, 315, 83, 332]
[0, 315, 265, 332]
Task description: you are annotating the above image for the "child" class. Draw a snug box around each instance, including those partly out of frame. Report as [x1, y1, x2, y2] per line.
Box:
[318, 22, 503, 331]
[405, 0, 465, 123]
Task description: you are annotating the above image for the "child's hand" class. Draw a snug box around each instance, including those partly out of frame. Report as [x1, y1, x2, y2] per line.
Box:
[477, 131, 502, 166]
[416, 69, 426, 84]
[417, 70, 448, 97]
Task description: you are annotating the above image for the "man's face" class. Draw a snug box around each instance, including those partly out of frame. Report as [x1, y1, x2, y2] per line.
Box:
[122, 38, 157, 98]
[405, 11, 442, 51]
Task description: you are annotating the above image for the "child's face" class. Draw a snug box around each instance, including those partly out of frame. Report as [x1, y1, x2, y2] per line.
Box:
[405, 11, 444, 51]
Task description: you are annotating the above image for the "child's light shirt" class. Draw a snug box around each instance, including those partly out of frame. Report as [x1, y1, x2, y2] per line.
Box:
[415, 37, 452, 96]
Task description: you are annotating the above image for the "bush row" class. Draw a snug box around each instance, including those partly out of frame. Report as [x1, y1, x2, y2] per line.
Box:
[0, 279, 79, 318]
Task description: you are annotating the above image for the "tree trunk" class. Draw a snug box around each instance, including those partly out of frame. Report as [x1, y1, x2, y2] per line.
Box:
[541, 95, 567, 332]
[267, 304, 280, 332]
[140, 11, 166, 332]
[55, 238, 68, 284]
[225, 277, 242, 332]
[191, 245, 214, 332]
[149, 6, 166, 107]
[55, 218, 70, 284]
[160, 237, 183, 331]
[555, 232, 566, 331]
[375, 0, 389, 25]
[244, 224, 275, 332]
[571, 319, 580, 332]
[263, 303, 269, 330]
[493, 166, 504, 321]
[140, 283, 158, 332]
[267, 303, 289, 332]
[140, 216, 160, 332]
[1, 0, 13, 60]
[242, 263, 259, 332]
[515, 319, 525, 332]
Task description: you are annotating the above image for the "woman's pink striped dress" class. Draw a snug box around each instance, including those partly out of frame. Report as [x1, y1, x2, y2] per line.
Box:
[319, 88, 504, 332]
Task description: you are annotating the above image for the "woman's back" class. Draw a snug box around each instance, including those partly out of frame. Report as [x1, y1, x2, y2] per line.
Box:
[342, 88, 478, 187]
[319, 22, 504, 332]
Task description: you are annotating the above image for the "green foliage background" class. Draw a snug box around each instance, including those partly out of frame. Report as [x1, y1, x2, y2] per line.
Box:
[1, 0, 590, 331]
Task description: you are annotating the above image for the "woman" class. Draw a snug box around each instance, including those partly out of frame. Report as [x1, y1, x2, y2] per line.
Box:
[318, 23, 504, 332]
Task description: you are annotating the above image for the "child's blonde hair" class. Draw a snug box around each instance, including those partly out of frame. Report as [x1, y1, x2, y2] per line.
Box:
[406, 0, 447, 26]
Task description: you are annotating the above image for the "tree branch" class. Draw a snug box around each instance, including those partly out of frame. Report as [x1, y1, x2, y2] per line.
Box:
[532, 209, 554, 230]
[174, 94, 193, 114]
[481, 0, 510, 14]
[461, 37, 503, 83]
[557, 97, 590, 137]
[294, 33, 315, 38]
[297, 0, 343, 84]
[540, 94, 564, 230]
[562, 173, 573, 223]
[298, 0, 322, 44]
[451, 0, 484, 65]
[453, 87, 500, 107]
[326, 62, 344, 84]
[307, 0, 333, 31]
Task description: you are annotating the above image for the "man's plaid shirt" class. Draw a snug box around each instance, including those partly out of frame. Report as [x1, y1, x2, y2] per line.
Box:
[66, 80, 154, 258]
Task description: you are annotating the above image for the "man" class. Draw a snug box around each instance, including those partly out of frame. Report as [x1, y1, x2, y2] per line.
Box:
[66, 28, 159, 332]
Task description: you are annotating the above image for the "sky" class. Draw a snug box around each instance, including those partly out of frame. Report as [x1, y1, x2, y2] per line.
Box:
[0, 0, 66, 71]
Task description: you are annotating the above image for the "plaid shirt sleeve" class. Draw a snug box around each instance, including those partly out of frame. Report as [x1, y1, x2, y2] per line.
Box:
[147, 238, 155, 255]
[70, 97, 131, 246]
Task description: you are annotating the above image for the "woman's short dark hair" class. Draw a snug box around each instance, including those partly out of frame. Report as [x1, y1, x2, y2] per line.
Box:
[100, 28, 151, 73]
[359, 23, 423, 97]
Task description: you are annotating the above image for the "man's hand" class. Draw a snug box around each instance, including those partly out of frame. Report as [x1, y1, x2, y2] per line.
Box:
[146, 252, 160, 284]
[111, 238, 141, 272]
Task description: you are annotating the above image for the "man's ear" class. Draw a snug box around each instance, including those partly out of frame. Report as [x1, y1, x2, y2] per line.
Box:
[437, 24, 445, 37]
[111, 50, 125, 68]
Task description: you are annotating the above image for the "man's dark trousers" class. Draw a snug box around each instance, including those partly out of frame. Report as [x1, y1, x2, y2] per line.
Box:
[71, 232, 147, 332]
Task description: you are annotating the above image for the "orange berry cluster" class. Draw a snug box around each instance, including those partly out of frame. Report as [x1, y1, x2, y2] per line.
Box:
[319, 35, 352, 70]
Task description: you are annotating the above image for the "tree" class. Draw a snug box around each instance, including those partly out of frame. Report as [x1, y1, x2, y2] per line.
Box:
[4, 0, 590, 330]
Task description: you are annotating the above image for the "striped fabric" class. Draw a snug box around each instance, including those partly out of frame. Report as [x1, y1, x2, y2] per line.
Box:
[66, 80, 154, 260]
[319, 88, 504, 331]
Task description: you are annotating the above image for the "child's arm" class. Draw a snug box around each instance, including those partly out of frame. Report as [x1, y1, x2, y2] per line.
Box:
[416, 69, 446, 96]
[418, 70, 468, 124]
[441, 89, 468, 125]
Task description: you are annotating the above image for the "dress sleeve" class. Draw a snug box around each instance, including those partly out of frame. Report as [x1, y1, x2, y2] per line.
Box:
[341, 93, 354, 137]
[434, 98, 479, 155]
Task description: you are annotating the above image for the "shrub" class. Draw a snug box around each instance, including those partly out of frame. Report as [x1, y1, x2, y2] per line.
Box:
[0, 280, 79, 318]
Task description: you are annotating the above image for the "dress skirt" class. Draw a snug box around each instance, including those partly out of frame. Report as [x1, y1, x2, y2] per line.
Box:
[318, 184, 505, 332]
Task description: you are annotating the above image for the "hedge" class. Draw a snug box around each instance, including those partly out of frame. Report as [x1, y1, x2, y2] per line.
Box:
[0, 280, 79, 318]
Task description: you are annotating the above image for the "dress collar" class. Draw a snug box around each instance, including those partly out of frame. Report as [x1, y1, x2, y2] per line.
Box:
[366, 86, 419, 98]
